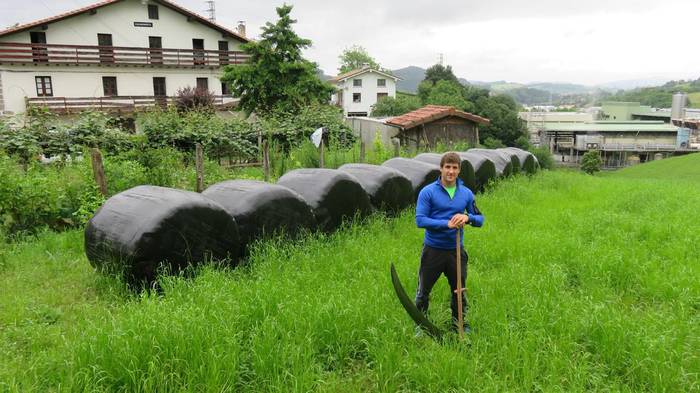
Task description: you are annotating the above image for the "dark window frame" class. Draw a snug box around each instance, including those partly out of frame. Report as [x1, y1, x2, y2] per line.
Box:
[102, 76, 118, 96]
[221, 82, 230, 95]
[353, 92, 361, 103]
[353, 79, 362, 87]
[196, 77, 209, 91]
[35, 76, 53, 97]
[377, 92, 388, 102]
[148, 5, 159, 20]
[377, 79, 386, 87]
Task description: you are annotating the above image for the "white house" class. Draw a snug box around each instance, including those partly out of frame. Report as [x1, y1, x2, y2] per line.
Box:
[0, 0, 249, 115]
[330, 66, 400, 117]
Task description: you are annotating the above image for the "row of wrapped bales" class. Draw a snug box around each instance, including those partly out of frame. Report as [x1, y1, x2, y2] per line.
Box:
[277, 168, 372, 233]
[338, 164, 413, 215]
[457, 152, 498, 192]
[202, 180, 316, 256]
[468, 148, 514, 178]
[497, 147, 539, 174]
[85, 148, 538, 284]
[85, 186, 241, 284]
[382, 158, 441, 200]
[414, 153, 478, 192]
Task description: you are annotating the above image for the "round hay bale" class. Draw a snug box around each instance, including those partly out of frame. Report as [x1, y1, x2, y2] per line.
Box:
[499, 147, 539, 174]
[468, 148, 514, 178]
[457, 152, 498, 192]
[338, 163, 413, 214]
[277, 168, 372, 232]
[414, 152, 477, 192]
[85, 185, 240, 284]
[495, 148, 521, 175]
[202, 180, 316, 255]
[381, 157, 441, 200]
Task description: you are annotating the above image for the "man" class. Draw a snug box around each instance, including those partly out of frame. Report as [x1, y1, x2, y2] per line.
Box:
[415, 151, 484, 334]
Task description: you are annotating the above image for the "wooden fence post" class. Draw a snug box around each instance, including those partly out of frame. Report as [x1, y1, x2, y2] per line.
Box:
[263, 140, 270, 182]
[319, 138, 325, 168]
[359, 137, 366, 163]
[90, 148, 108, 196]
[195, 143, 204, 192]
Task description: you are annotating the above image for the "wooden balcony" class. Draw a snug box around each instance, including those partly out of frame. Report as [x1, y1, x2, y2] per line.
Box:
[0, 42, 249, 68]
[26, 95, 238, 114]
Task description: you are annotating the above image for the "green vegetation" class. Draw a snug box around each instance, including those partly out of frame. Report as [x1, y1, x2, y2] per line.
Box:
[580, 150, 603, 174]
[337, 45, 382, 74]
[220, 5, 333, 116]
[1, 165, 698, 391]
[612, 152, 700, 181]
[603, 78, 700, 108]
[369, 95, 422, 117]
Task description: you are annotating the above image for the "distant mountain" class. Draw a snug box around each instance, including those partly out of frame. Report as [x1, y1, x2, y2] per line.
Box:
[597, 78, 672, 91]
[392, 66, 426, 93]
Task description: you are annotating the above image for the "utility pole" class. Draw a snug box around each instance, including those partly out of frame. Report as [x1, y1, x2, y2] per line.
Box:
[205, 1, 216, 22]
[438, 53, 444, 66]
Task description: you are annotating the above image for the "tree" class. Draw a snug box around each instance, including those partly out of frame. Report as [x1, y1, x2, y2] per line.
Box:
[424, 80, 473, 111]
[424, 64, 460, 86]
[473, 96, 527, 146]
[581, 150, 603, 174]
[338, 45, 381, 74]
[370, 94, 421, 117]
[220, 5, 334, 116]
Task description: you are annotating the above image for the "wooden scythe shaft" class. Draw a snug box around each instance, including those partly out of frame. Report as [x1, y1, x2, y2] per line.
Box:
[455, 227, 464, 340]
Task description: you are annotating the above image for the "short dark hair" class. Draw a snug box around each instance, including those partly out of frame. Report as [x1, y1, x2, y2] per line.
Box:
[440, 152, 461, 168]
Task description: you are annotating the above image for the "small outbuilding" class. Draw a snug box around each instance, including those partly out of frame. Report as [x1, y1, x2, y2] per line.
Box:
[386, 105, 490, 150]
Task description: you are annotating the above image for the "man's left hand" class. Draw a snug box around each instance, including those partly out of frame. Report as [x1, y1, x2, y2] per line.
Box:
[448, 214, 469, 228]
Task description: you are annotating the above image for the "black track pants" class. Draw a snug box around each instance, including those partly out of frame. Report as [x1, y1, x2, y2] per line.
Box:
[415, 244, 468, 323]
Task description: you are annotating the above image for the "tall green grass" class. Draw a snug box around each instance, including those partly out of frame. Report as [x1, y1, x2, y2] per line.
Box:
[1, 170, 698, 392]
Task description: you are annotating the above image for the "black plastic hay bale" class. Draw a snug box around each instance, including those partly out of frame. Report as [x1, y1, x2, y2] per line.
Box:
[414, 152, 477, 192]
[496, 148, 521, 175]
[85, 185, 240, 285]
[468, 148, 514, 178]
[277, 168, 372, 232]
[203, 180, 316, 255]
[457, 152, 498, 192]
[381, 157, 441, 200]
[499, 147, 539, 174]
[338, 163, 413, 214]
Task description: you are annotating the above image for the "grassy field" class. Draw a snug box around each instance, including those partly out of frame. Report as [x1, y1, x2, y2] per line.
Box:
[1, 161, 699, 391]
[613, 152, 700, 182]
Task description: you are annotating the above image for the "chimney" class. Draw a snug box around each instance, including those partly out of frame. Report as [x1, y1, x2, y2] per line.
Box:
[237, 21, 246, 37]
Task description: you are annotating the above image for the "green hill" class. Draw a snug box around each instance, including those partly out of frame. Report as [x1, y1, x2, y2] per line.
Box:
[612, 153, 700, 181]
[603, 78, 700, 108]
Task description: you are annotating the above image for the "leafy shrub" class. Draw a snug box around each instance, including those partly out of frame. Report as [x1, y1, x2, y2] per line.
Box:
[260, 104, 355, 151]
[174, 87, 215, 113]
[482, 137, 505, 149]
[581, 150, 603, 174]
[370, 95, 422, 117]
[530, 146, 554, 170]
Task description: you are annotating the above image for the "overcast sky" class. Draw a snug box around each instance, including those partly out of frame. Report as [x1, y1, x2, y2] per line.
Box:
[1, 0, 699, 86]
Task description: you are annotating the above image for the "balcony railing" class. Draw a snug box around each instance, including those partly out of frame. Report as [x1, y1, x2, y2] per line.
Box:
[26, 95, 238, 113]
[0, 42, 249, 67]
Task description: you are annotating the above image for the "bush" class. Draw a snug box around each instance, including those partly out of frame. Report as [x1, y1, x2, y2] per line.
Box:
[530, 146, 554, 170]
[482, 137, 505, 149]
[174, 87, 215, 113]
[581, 150, 603, 174]
[260, 104, 355, 151]
[370, 95, 421, 117]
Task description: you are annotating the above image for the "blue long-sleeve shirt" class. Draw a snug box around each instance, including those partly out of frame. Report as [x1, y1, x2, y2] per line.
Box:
[415, 178, 484, 250]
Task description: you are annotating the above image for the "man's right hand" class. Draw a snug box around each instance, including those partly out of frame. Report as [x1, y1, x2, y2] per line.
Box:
[448, 214, 469, 228]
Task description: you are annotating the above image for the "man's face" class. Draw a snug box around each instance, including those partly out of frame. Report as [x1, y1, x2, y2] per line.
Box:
[441, 162, 460, 184]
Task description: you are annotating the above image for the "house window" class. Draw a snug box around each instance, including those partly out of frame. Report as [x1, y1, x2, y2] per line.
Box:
[35, 76, 53, 97]
[377, 79, 386, 87]
[102, 77, 118, 96]
[196, 78, 209, 91]
[221, 82, 230, 95]
[377, 92, 388, 102]
[153, 77, 166, 96]
[353, 79, 362, 87]
[218, 41, 229, 65]
[353, 93, 361, 103]
[148, 5, 159, 20]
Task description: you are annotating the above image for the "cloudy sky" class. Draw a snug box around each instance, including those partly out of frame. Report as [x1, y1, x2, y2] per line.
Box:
[1, 0, 699, 86]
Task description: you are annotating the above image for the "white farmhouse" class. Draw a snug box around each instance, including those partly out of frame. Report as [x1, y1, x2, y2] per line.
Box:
[330, 66, 400, 117]
[0, 0, 249, 115]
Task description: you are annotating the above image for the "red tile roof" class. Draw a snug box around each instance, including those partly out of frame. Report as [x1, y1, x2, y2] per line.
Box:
[386, 105, 490, 129]
[0, 0, 249, 43]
